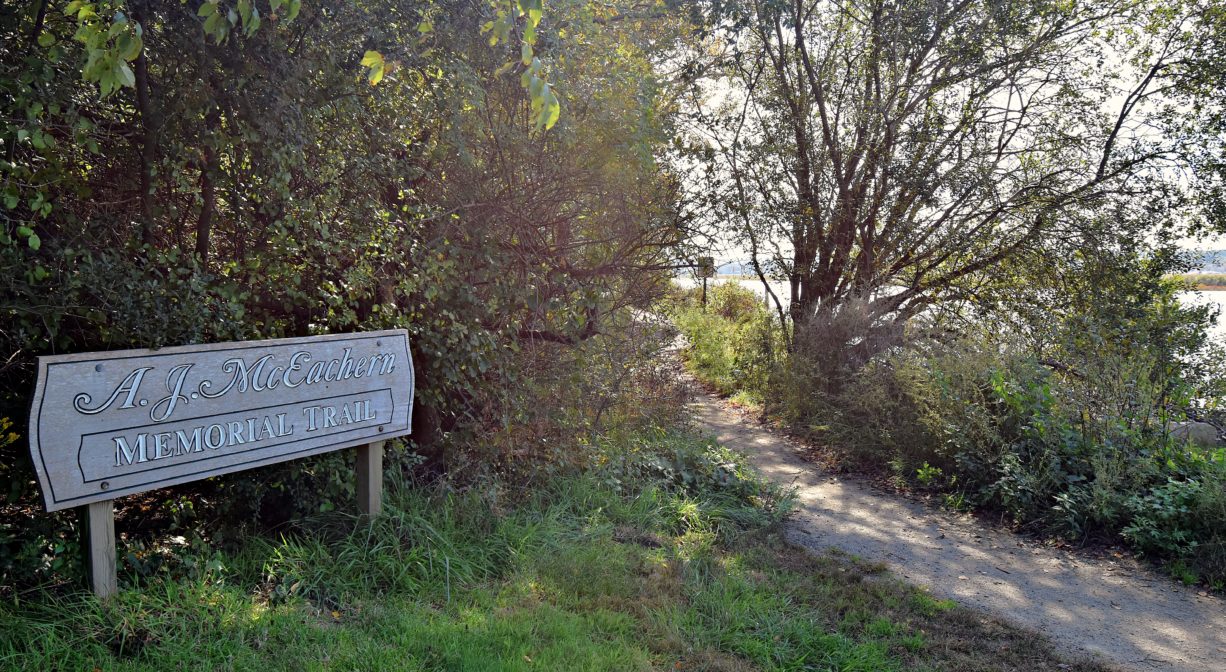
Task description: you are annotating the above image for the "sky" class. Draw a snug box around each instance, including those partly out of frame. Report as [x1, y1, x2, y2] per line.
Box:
[677, 6, 1224, 268]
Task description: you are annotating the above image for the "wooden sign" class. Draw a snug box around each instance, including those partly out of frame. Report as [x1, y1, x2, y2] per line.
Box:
[28, 329, 414, 598]
[29, 330, 414, 513]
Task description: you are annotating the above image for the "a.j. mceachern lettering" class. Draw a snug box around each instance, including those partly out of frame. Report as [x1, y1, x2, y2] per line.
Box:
[27, 330, 414, 512]
[73, 347, 399, 423]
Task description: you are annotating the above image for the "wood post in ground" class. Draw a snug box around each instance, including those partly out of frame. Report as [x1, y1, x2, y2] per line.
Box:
[356, 441, 385, 517]
[80, 439, 386, 600]
[85, 500, 116, 599]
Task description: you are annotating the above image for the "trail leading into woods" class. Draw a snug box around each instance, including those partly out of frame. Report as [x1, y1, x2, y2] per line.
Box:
[692, 394, 1226, 672]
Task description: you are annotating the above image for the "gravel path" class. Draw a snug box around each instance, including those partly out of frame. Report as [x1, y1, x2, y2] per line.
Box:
[692, 393, 1226, 671]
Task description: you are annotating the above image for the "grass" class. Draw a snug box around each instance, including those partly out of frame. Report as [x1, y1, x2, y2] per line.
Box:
[0, 430, 1109, 671]
[1173, 272, 1226, 289]
[670, 286, 780, 403]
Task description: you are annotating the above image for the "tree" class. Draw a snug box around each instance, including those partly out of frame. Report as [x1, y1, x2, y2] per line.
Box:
[0, 0, 690, 583]
[0, 0, 683, 419]
[680, 0, 1224, 370]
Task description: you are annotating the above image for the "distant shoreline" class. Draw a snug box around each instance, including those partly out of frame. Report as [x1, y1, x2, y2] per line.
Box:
[1173, 273, 1226, 291]
[699, 274, 1226, 292]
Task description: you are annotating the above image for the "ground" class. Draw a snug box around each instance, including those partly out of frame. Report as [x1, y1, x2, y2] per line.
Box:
[690, 393, 1226, 671]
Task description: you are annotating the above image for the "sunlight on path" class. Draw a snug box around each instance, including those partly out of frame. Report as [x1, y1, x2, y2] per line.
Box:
[692, 394, 1226, 672]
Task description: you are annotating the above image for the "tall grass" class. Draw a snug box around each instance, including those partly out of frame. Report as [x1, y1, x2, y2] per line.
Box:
[0, 427, 1108, 671]
[670, 282, 782, 403]
[0, 429, 782, 670]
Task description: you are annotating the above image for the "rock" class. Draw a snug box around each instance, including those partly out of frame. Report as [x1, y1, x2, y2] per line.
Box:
[1168, 421, 1223, 447]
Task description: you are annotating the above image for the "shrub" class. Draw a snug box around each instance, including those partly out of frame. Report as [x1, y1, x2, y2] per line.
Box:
[671, 282, 782, 401]
[831, 339, 1226, 579]
[1123, 452, 1226, 582]
[672, 268, 1226, 583]
[1, 0, 684, 594]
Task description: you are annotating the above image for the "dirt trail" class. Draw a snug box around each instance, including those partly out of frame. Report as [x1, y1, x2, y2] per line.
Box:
[692, 394, 1226, 671]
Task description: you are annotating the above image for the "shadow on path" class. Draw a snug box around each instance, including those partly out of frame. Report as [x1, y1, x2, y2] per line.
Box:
[693, 394, 1226, 672]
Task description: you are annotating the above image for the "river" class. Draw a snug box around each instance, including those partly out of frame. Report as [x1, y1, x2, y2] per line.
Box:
[1177, 290, 1226, 342]
[676, 277, 1226, 342]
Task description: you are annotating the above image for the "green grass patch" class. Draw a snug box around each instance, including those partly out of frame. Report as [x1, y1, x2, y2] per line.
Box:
[1, 430, 1106, 671]
[1173, 272, 1226, 288]
[671, 282, 782, 399]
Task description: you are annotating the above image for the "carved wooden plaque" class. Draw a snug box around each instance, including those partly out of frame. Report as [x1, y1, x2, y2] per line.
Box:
[28, 330, 414, 511]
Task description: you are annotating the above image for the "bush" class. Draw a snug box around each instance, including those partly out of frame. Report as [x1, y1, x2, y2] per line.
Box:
[671, 282, 782, 401]
[672, 265, 1226, 585]
[1122, 451, 1226, 584]
[811, 335, 1226, 582]
[1, 0, 683, 593]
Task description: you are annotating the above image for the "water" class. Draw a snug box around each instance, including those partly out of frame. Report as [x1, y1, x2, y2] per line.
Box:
[674, 276, 791, 309]
[1180, 290, 1226, 342]
[676, 278, 1226, 343]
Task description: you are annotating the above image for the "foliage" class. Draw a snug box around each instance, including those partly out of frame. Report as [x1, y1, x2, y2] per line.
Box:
[1, 0, 689, 589]
[664, 1, 1226, 591]
[670, 282, 781, 400]
[677, 0, 1226, 370]
[860, 263, 1226, 583]
[671, 253, 1226, 585]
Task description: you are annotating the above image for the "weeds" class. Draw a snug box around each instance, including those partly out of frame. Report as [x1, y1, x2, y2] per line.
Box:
[0, 428, 1105, 671]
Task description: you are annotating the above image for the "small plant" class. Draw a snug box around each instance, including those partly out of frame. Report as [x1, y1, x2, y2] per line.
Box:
[916, 462, 944, 488]
[1122, 478, 1203, 558]
[1168, 560, 1201, 586]
[1051, 488, 1091, 541]
[943, 492, 971, 512]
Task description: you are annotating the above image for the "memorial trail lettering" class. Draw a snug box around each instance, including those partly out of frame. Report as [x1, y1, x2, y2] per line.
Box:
[27, 329, 415, 597]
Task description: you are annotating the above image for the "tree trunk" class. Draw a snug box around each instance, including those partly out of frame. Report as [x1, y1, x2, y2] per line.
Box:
[195, 110, 221, 265]
[132, 27, 158, 247]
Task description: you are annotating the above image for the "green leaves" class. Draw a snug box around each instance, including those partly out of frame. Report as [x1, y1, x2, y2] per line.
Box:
[482, 0, 562, 131]
[236, 0, 262, 37]
[361, 50, 386, 85]
[198, 1, 220, 32]
[66, 1, 144, 97]
[14, 226, 41, 250]
[533, 83, 560, 130]
[116, 32, 141, 61]
[510, 0, 545, 46]
[523, 0, 543, 25]
[115, 61, 135, 88]
[521, 55, 561, 130]
[197, 0, 297, 44]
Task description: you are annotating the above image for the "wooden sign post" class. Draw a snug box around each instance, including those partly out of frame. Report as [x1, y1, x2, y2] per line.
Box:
[698, 256, 716, 309]
[355, 440, 384, 517]
[27, 330, 414, 598]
